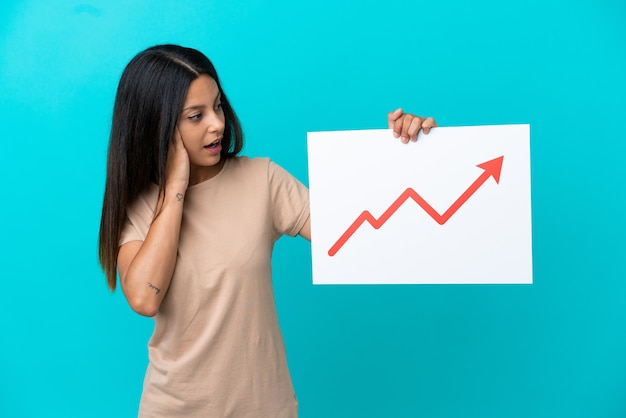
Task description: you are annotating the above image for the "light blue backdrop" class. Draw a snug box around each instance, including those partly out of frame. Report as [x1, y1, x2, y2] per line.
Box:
[1, 1, 625, 417]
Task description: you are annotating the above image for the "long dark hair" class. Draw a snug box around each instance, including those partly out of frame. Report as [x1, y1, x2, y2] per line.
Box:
[98, 44, 244, 290]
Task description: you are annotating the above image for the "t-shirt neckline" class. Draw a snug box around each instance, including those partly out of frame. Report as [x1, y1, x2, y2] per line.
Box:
[186, 158, 231, 193]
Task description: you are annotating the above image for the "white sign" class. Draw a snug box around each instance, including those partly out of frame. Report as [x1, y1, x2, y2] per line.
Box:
[307, 125, 532, 284]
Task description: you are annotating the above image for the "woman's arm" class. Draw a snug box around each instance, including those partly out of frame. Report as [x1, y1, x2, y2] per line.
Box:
[117, 133, 190, 317]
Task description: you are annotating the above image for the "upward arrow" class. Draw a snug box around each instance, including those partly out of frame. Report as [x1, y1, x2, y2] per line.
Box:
[327, 156, 504, 257]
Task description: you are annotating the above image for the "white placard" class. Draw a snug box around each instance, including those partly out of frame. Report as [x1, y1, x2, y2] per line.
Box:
[307, 125, 532, 284]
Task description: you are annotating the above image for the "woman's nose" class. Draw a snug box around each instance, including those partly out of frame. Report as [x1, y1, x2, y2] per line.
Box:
[206, 113, 224, 133]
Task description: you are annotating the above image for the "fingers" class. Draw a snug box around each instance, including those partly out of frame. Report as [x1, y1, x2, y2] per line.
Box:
[172, 128, 186, 150]
[395, 115, 424, 143]
[387, 108, 403, 129]
[406, 116, 424, 142]
[389, 110, 437, 143]
[421, 117, 437, 134]
[165, 128, 191, 189]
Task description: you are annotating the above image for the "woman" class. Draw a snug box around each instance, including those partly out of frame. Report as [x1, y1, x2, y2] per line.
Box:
[99, 44, 436, 417]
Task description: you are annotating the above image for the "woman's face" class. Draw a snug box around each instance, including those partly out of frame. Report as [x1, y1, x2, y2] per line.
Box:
[177, 74, 226, 184]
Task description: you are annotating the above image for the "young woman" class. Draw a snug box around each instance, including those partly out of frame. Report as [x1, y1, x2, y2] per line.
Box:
[99, 44, 436, 417]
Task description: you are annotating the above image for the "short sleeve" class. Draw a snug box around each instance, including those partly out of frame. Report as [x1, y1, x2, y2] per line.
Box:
[118, 185, 159, 247]
[119, 216, 144, 246]
[268, 161, 310, 238]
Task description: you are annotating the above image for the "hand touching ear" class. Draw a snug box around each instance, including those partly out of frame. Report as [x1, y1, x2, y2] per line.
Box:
[165, 129, 191, 190]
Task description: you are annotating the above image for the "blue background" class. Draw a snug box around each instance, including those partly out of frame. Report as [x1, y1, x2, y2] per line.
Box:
[1, 1, 625, 417]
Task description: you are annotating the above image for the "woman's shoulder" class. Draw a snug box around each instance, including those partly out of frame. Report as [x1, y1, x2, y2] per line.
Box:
[127, 183, 160, 218]
[228, 156, 273, 173]
[230, 155, 270, 166]
[227, 156, 298, 187]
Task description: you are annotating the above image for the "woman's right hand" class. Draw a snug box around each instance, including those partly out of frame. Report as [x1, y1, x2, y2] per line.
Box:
[165, 129, 190, 191]
[119, 129, 189, 317]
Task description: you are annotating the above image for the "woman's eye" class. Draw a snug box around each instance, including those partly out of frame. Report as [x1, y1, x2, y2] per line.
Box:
[188, 113, 202, 121]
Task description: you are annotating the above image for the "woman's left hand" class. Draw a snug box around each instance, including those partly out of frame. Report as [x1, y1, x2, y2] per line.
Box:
[388, 108, 437, 144]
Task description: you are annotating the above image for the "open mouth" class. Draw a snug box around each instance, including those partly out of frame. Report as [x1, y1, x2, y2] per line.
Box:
[204, 138, 221, 149]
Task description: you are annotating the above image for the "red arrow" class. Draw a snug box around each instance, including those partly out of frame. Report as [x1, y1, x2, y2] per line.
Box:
[327, 156, 504, 257]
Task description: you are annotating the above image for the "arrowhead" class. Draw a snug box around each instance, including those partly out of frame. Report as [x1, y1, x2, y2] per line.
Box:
[477, 156, 504, 183]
